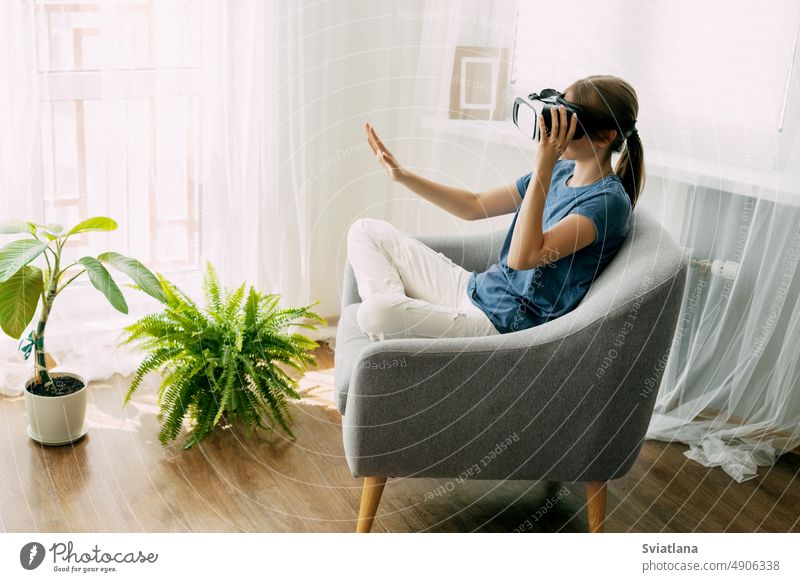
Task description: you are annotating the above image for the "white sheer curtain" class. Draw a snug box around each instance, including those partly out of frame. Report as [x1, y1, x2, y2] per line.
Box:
[0, 0, 356, 395]
[0, 0, 44, 394]
[1, 0, 214, 395]
[204, 0, 425, 324]
[199, 1, 281, 290]
[647, 56, 800, 482]
[0, 0, 40, 221]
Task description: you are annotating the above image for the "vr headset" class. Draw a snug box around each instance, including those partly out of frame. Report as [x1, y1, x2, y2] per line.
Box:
[512, 88, 636, 142]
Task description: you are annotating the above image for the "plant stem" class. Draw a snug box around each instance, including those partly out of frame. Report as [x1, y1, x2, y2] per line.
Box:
[56, 269, 86, 296]
[33, 240, 61, 392]
[33, 282, 57, 390]
[32, 315, 52, 389]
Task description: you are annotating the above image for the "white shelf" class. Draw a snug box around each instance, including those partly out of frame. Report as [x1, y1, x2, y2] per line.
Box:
[420, 116, 800, 208]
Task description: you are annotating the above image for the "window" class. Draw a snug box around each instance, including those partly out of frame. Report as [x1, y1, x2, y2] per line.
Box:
[33, 0, 201, 271]
[511, 0, 800, 169]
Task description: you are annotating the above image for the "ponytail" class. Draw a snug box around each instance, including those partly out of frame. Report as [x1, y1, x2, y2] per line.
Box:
[566, 75, 645, 207]
[614, 131, 645, 208]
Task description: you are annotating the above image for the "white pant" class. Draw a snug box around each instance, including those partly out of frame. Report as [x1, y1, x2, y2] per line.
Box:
[346, 217, 500, 341]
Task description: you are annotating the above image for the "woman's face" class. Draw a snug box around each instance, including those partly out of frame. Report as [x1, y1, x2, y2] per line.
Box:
[562, 133, 594, 161]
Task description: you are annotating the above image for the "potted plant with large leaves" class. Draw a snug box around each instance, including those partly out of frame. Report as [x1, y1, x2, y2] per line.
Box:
[0, 217, 164, 445]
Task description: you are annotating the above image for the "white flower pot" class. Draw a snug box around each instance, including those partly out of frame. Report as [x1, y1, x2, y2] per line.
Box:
[24, 372, 88, 446]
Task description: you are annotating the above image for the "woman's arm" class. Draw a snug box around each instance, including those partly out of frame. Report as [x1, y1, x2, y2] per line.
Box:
[396, 174, 520, 221]
[365, 123, 521, 221]
[507, 108, 596, 270]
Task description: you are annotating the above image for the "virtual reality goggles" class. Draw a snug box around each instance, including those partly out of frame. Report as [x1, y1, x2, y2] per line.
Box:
[512, 88, 637, 142]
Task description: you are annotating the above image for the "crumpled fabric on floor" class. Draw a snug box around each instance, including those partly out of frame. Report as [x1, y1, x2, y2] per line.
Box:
[684, 436, 778, 483]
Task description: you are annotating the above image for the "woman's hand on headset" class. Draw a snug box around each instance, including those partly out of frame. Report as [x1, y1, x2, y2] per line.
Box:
[365, 123, 406, 182]
[536, 106, 577, 172]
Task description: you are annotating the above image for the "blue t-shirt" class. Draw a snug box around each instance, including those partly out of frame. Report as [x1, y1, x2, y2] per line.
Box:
[466, 159, 631, 334]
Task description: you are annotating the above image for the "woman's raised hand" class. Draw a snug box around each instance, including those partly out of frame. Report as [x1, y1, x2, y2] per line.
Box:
[536, 106, 577, 171]
[365, 123, 405, 182]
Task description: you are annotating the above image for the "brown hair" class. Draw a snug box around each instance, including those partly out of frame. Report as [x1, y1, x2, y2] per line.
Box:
[566, 75, 644, 208]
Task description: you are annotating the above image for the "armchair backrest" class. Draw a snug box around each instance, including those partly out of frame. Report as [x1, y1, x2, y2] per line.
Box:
[560, 207, 686, 329]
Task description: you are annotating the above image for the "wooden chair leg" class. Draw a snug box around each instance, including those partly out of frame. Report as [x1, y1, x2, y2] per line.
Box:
[356, 477, 387, 533]
[585, 480, 608, 533]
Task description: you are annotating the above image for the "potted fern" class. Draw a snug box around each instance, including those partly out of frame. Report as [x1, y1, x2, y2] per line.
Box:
[122, 263, 326, 449]
[0, 217, 164, 445]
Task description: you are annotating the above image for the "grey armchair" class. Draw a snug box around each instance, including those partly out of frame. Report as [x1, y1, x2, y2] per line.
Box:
[334, 208, 688, 533]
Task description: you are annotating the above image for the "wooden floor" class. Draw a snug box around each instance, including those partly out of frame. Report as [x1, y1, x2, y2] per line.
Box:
[2, 345, 799, 533]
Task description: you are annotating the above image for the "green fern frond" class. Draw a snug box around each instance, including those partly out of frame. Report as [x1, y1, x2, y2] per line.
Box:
[158, 373, 198, 445]
[202, 261, 223, 312]
[251, 371, 295, 439]
[185, 389, 223, 448]
[124, 346, 183, 405]
[244, 286, 260, 328]
[223, 282, 246, 321]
